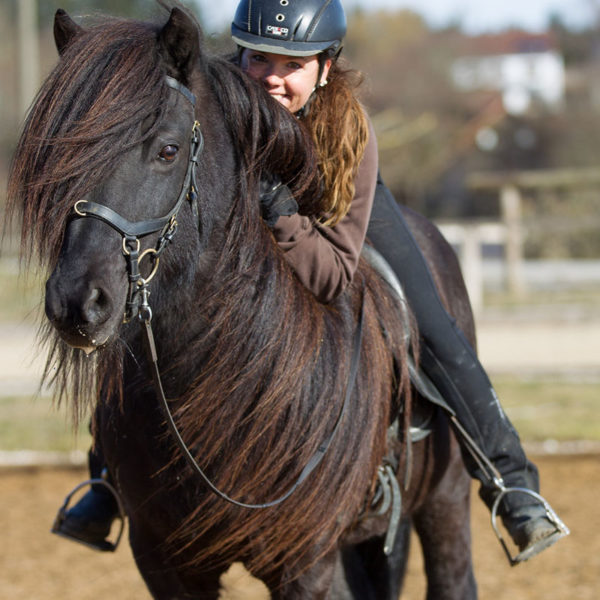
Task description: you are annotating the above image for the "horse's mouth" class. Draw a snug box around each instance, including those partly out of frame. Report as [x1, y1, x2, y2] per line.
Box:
[78, 344, 98, 356]
[50, 322, 113, 354]
[75, 337, 110, 355]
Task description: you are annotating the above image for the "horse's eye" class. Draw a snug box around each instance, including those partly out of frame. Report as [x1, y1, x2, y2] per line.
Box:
[158, 145, 179, 162]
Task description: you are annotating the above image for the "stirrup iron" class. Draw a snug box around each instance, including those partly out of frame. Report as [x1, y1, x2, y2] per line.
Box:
[449, 416, 569, 565]
[51, 477, 126, 552]
[490, 482, 570, 566]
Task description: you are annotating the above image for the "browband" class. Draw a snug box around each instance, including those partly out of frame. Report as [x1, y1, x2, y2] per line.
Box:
[165, 75, 196, 107]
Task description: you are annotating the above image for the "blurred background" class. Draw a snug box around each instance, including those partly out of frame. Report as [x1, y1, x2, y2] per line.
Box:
[0, 1, 599, 598]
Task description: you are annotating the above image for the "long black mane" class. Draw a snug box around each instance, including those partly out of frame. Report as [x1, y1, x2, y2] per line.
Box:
[7, 5, 319, 409]
[8, 9, 317, 269]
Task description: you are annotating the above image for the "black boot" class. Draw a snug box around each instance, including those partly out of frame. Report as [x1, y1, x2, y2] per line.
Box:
[366, 178, 568, 563]
[54, 485, 120, 551]
[52, 447, 123, 552]
[504, 506, 565, 560]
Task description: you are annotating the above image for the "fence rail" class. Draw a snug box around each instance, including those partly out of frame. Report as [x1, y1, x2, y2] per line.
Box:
[437, 167, 600, 314]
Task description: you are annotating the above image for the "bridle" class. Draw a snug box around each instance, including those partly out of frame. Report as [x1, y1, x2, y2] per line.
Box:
[71, 75, 363, 510]
[74, 76, 203, 323]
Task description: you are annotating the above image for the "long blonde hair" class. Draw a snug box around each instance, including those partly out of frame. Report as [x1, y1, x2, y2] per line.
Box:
[303, 60, 369, 226]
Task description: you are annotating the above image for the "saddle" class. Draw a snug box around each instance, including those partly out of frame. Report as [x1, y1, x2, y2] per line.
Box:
[361, 245, 456, 554]
[361, 244, 455, 424]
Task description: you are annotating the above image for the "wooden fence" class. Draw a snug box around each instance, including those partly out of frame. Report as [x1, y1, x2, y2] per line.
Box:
[436, 167, 600, 314]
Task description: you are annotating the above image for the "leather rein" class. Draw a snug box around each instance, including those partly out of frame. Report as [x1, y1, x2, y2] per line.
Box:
[71, 76, 364, 509]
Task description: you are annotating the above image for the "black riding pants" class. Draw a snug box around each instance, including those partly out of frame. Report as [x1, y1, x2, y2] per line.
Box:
[367, 177, 539, 510]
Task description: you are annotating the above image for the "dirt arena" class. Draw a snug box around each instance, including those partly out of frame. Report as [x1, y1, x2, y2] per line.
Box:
[1, 454, 598, 599]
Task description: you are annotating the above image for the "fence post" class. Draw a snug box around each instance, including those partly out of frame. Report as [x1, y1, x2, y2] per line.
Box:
[500, 184, 525, 296]
[461, 225, 483, 316]
[18, 0, 40, 117]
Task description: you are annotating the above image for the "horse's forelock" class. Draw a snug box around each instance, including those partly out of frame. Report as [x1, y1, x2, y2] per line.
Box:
[7, 17, 171, 267]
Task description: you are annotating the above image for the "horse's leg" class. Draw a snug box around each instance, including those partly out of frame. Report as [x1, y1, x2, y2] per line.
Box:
[129, 523, 224, 600]
[263, 550, 337, 600]
[337, 519, 412, 600]
[413, 431, 477, 600]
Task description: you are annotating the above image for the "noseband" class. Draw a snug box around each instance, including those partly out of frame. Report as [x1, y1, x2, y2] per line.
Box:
[73, 76, 204, 322]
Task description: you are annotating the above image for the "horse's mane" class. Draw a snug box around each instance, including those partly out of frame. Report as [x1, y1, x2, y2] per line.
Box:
[7, 5, 413, 581]
[7, 6, 318, 269]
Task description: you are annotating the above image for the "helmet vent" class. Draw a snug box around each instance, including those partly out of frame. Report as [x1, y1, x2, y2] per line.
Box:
[275, 13, 286, 22]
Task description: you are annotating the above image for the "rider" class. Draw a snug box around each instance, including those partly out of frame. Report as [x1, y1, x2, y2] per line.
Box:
[57, 0, 567, 563]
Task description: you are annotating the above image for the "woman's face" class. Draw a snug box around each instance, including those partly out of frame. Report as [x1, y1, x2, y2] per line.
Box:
[240, 49, 331, 113]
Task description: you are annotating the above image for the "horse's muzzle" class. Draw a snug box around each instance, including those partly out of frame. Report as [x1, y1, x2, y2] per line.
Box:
[45, 268, 121, 351]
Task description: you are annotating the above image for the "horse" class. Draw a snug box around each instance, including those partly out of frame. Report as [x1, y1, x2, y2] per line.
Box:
[7, 4, 477, 599]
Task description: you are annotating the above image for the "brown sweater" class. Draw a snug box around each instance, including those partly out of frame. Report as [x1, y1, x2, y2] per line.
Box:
[270, 118, 378, 303]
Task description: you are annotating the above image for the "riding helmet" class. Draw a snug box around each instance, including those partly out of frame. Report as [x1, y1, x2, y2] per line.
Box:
[231, 0, 346, 57]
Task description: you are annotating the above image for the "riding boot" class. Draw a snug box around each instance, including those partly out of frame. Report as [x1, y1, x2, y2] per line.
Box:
[419, 344, 568, 563]
[367, 176, 568, 563]
[53, 446, 120, 551]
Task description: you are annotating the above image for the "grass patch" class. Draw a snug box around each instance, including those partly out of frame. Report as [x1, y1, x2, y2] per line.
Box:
[1, 381, 598, 454]
[484, 286, 600, 312]
[0, 396, 91, 452]
[493, 377, 600, 442]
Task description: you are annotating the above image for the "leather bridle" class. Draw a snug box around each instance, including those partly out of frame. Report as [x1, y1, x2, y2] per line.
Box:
[71, 75, 363, 510]
[73, 76, 203, 323]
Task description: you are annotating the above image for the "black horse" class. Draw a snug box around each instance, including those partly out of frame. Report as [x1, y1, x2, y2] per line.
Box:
[8, 4, 476, 599]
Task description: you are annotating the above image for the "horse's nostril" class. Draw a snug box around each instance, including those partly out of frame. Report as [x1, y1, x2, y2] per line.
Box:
[89, 287, 102, 306]
[81, 286, 110, 323]
[45, 285, 62, 323]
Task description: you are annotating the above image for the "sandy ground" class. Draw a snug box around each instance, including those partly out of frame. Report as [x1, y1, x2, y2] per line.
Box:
[1, 455, 598, 599]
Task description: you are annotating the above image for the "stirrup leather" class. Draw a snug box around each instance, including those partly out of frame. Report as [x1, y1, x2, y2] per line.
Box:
[51, 477, 126, 552]
[490, 483, 570, 566]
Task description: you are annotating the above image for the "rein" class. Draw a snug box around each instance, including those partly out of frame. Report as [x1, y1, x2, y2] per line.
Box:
[71, 75, 365, 510]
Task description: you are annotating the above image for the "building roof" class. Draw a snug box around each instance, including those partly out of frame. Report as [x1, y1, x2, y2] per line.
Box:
[459, 30, 558, 57]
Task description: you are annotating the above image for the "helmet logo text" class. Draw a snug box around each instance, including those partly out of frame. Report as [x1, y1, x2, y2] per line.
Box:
[266, 25, 289, 36]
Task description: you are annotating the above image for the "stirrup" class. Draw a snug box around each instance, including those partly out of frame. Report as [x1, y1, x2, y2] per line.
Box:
[447, 417, 569, 565]
[51, 477, 126, 552]
[490, 481, 570, 566]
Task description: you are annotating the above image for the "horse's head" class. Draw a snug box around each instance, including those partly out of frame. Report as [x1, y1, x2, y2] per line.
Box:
[24, 9, 212, 352]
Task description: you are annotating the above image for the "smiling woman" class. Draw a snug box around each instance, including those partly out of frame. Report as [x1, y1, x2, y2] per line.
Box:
[240, 51, 330, 113]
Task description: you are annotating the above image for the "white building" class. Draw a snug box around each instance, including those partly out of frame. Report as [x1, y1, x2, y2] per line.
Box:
[451, 37, 565, 115]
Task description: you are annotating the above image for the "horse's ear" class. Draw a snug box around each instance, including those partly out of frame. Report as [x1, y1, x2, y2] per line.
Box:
[54, 9, 83, 55]
[158, 7, 202, 83]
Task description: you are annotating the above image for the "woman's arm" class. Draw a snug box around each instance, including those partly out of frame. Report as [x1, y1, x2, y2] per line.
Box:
[270, 118, 378, 303]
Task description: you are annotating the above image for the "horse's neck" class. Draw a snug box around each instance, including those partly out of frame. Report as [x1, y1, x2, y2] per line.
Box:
[136, 224, 300, 399]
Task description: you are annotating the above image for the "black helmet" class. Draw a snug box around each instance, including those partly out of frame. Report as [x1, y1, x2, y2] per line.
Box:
[231, 0, 346, 57]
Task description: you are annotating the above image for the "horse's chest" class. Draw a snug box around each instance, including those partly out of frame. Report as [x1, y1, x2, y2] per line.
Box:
[99, 393, 171, 496]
